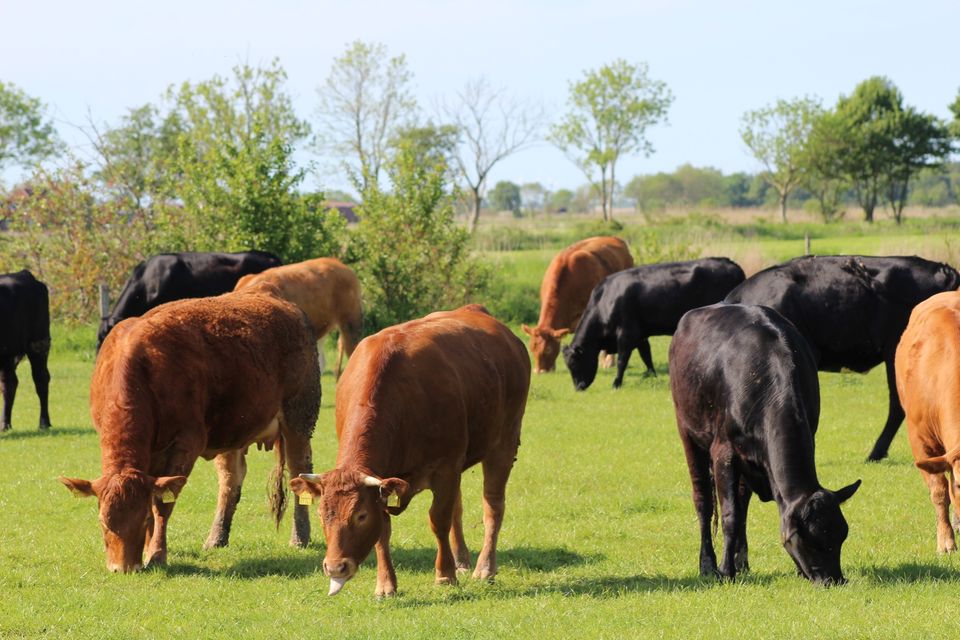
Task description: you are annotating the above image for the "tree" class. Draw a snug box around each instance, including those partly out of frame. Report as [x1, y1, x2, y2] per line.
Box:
[949, 89, 960, 138]
[167, 61, 344, 261]
[488, 180, 522, 216]
[520, 182, 549, 213]
[799, 110, 849, 222]
[443, 76, 543, 233]
[740, 97, 820, 223]
[389, 121, 460, 179]
[549, 59, 672, 222]
[352, 140, 490, 331]
[315, 41, 417, 192]
[832, 77, 951, 223]
[548, 188, 574, 212]
[0, 81, 60, 173]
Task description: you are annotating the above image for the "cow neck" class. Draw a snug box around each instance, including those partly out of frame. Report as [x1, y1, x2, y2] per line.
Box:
[765, 419, 821, 513]
[100, 418, 154, 477]
[335, 416, 394, 478]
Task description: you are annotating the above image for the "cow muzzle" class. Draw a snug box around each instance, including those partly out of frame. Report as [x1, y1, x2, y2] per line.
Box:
[323, 557, 357, 596]
[107, 561, 143, 573]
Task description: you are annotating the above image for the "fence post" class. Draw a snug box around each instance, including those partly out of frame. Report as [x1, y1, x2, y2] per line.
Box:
[804, 233, 811, 256]
[98, 283, 110, 319]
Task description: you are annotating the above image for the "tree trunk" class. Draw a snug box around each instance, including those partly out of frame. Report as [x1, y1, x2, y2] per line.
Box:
[467, 187, 481, 233]
[600, 166, 609, 222]
[779, 191, 788, 224]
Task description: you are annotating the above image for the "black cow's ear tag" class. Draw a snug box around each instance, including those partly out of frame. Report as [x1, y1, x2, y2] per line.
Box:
[385, 492, 400, 508]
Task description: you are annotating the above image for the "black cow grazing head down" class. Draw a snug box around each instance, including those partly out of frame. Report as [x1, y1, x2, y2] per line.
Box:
[0, 270, 52, 431]
[562, 257, 745, 390]
[96, 250, 281, 349]
[724, 255, 960, 461]
[669, 303, 860, 585]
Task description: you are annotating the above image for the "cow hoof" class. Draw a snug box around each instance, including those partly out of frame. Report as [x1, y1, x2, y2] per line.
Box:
[144, 551, 167, 567]
[435, 575, 458, 587]
[472, 568, 496, 582]
[202, 537, 228, 550]
[2, 423, 11, 432]
[376, 586, 397, 599]
[38, 420, 51, 430]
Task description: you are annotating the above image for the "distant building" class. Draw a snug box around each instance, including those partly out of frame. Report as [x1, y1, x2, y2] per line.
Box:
[325, 201, 359, 224]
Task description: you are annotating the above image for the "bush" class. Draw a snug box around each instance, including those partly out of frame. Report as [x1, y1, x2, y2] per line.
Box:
[352, 144, 492, 333]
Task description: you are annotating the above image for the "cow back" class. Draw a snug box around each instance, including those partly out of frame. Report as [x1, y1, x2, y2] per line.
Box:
[0, 270, 50, 357]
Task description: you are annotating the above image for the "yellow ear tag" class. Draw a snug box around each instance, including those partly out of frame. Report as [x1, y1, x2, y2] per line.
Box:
[298, 492, 313, 506]
[386, 492, 400, 508]
[161, 490, 176, 504]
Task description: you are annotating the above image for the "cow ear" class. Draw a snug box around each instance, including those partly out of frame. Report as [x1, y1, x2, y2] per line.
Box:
[153, 476, 188, 502]
[916, 456, 951, 474]
[292, 473, 326, 497]
[521, 324, 534, 336]
[378, 477, 410, 506]
[550, 328, 571, 339]
[59, 476, 96, 498]
[833, 479, 861, 504]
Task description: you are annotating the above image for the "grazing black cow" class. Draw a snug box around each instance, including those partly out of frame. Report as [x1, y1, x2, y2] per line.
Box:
[562, 257, 745, 390]
[670, 303, 861, 584]
[0, 270, 51, 431]
[97, 250, 282, 349]
[723, 255, 960, 461]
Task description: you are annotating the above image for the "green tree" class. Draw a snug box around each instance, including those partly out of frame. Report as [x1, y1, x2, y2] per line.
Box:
[520, 182, 549, 213]
[549, 59, 672, 222]
[799, 109, 849, 221]
[488, 180, 522, 215]
[949, 89, 960, 138]
[548, 188, 574, 212]
[832, 77, 951, 223]
[315, 41, 417, 192]
[740, 96, 821, 223]
[353, 140, 490, 332]
[0, 81, 60, 173]
[167, 60, 344, 261]
[389, 121, 460, 179]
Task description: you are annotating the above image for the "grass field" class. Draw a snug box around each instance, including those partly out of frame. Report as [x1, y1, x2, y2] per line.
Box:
[1, 320, 957, 639]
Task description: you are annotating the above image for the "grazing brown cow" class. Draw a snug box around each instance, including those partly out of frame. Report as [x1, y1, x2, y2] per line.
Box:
[60, 286, 320, 572]
[235, 257, 362, 377]
[522, 236, 633, 373]
[291, 304, 530, 597]
[896, 290, 960, 553]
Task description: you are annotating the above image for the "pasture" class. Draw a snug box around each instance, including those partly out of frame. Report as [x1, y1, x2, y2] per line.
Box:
[0, 322, 955, 639]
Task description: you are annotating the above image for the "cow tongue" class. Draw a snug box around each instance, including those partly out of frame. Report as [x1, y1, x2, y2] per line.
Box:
[328, 577, 347, 596]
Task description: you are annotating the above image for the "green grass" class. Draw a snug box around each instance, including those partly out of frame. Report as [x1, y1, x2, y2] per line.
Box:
[1, 323, 956, 639]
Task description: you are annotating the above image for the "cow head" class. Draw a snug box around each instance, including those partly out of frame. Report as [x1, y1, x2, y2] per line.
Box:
[782, 479, 860, 585]
[522, 324, 570, 373]
[562, 343, 598, 391]
[291, 470, 410, 596]
[59, 472, 187, 573]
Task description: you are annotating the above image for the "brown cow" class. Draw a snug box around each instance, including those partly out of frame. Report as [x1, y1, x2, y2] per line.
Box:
[896, 290, 960, 553]
[291, 304, 530, 597]
[60, 286, 320, 572]
[235, 257, 362, 377]
[522, 236, 633, 373]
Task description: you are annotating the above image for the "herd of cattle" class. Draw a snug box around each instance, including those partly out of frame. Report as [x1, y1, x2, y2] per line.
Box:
[1, 235, 959, 594]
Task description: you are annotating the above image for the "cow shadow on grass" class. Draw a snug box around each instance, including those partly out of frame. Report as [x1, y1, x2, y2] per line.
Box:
[159, 553, 321, 579]
[388, 545, 603, 574]
[860, 562, 960, 584]
[0, 425, 91, 440]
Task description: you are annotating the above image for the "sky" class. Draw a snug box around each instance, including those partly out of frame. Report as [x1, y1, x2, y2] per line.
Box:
[2, 0, 958, 194]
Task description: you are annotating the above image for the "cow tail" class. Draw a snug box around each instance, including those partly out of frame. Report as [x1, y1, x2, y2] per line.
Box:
[711, 475, 719, 538]
[267, 435, 288, 529]
[335, 334, 345, 380]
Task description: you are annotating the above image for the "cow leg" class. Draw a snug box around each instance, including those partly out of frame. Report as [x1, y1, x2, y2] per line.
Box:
[734, 477, 752, 573]
[428, 472, 460, 586]
[921, 469, 956, 553]
[637, 337, 656, 376]
[866, 356, 906, 462]
[203, 449, 247, 549]
[374, 514, 398, 598]
[474, 444, 517, 582]
[599, 350, 615, 369]
[0, 361, 18, 431]
[950, 469, 960, 533]
[613, 335, 634, 388]
[27, 339, 51, 429]
[282, 428, 314, 548]
[145, 498, 177, 567]
[449, 487, 472, 574]
[713, 450, 742, 579]
[681, 435, 718, 578]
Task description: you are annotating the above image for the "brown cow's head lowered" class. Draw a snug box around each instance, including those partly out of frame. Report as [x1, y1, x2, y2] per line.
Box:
[291, 470, 410, 595]
[521, 325, 570, 373]
[59, 472, 186, 573]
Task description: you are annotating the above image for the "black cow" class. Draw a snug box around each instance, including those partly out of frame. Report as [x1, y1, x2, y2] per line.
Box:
[670, 303, 861, 584]
[724, 255, 960, 461]
[562, 257, 745, 390]
[0, 270, 52, 431]
[97, 250, 282, 349]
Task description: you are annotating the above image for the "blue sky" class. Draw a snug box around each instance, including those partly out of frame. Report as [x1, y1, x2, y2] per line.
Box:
[2, 0, 958, 193]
